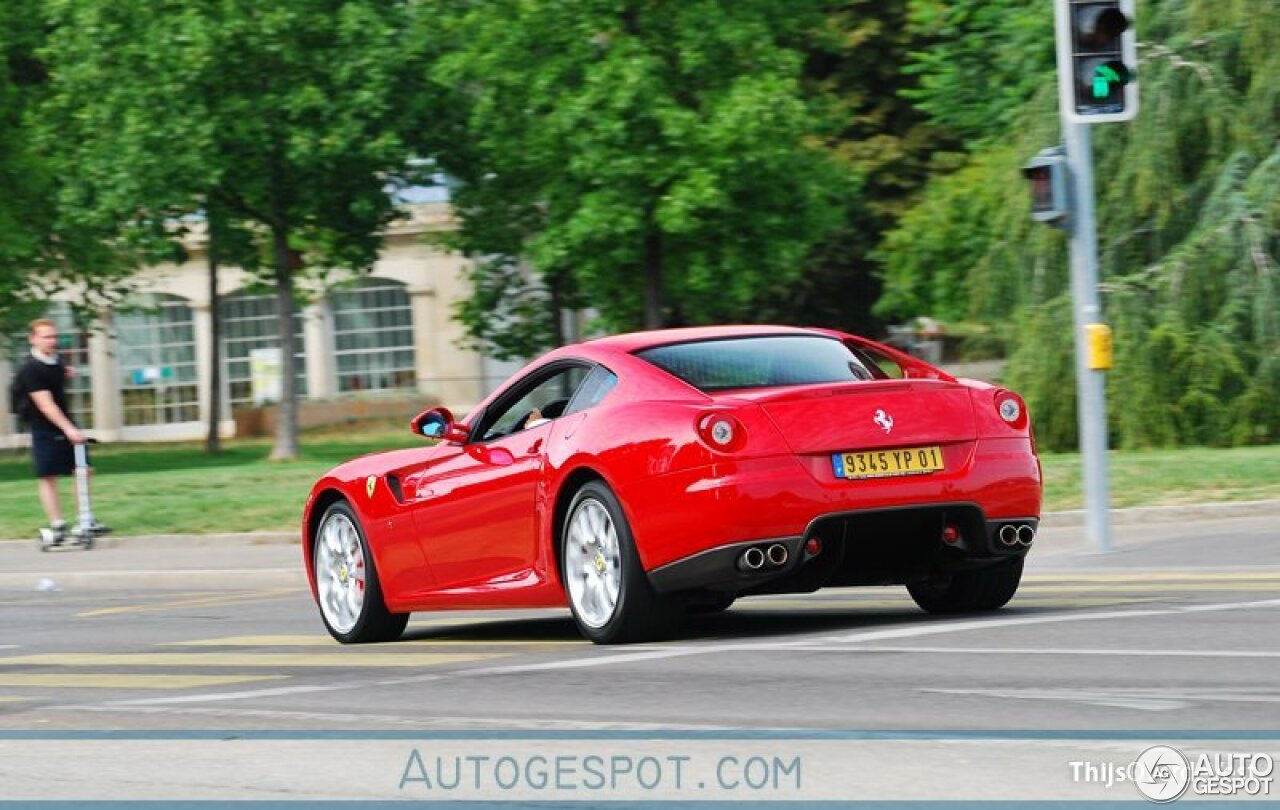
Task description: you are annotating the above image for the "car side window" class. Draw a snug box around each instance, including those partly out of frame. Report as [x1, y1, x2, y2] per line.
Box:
[564, 366, 618, 416]
[479, 365, 589, 441]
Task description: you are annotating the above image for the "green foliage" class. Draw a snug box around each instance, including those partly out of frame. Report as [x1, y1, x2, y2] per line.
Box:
[902, 0, 1055, 145]
[0, 0, 140, 337]
[430, 0, 852, 355]
[882, 0, 1280, 450]
[38, 0, 451, 456]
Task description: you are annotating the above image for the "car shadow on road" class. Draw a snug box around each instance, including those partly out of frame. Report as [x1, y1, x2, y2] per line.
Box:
[395, 604, 1067, 645]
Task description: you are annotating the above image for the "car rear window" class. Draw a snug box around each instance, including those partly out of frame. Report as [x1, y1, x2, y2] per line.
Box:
[636, 335, 876, 392]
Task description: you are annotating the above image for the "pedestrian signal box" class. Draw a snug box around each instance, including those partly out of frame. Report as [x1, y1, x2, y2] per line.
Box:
[1022, 148, 1070, 225]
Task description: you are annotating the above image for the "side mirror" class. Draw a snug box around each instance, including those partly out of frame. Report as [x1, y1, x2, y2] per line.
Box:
[410, 407, 470, 444]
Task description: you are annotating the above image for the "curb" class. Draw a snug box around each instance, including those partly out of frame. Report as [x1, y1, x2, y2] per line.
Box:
[0, 531, 296, 547]
[1039, 498, 1280, 529]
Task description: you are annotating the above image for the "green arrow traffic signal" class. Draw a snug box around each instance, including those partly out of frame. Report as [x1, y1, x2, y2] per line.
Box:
[1090, 61, 1130, 99]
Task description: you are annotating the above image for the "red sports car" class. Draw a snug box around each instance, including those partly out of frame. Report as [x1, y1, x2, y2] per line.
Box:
[303, 325, 1042, 644]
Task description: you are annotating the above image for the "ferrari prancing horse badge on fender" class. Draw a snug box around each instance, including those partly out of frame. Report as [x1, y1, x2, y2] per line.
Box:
[366, 475, 377, 499]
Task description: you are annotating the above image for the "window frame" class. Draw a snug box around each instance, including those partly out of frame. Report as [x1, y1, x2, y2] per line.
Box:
[469, 358, 599, 444]
[633, 333, 877, 393]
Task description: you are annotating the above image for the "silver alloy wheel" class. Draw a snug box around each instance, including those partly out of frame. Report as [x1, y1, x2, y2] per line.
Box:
[316, 511, 366, 634]
[565, 498, 622, 629]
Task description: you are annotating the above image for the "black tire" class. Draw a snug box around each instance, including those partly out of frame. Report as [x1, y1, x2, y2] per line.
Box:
[907, 558, 1024, 614]
[561, 481, 680, 644]
[312, 500, 409, 643]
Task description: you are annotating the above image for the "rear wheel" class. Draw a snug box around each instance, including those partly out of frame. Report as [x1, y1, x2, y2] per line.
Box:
[907, 558, 1023, 614]
[313, 500, 408, 643]
[561, 481, 679, 644]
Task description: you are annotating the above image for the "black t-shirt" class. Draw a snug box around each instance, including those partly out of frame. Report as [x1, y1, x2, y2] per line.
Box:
[17, 355, 73, 434]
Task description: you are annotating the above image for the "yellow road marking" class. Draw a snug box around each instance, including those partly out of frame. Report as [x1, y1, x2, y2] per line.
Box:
[0, 674, 288, 689]
[1017, 583, 1280, 594]
[1024, 572, 1280, 582]
[159, 635, 583, 648]
[0, 696, 32, 703]
[0, 590, 226, 608]
[78, 588, 303, 618]
[1, 652, 505, 668]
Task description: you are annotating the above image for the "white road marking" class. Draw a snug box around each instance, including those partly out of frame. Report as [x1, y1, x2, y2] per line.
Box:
[91, 597, 1280, 708]
[824, 597, 1280, 644]
[758, 646, 1280, 658]
[58, 704, 736, 730]
[0, 646, 18, 650]
[922, 687, 1280, 712]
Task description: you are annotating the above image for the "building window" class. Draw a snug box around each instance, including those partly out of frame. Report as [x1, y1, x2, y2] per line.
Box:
[116, 294, 199, 426]
[7, 302, 94, 429]
[330, 279, 416, 393]
[220, 291, 307, 411]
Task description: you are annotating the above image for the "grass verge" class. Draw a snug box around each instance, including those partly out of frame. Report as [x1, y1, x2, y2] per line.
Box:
[1, 430, 1277, 537]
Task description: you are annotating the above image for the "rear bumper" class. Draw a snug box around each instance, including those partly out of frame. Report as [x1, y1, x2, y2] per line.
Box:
[647, 503, 1039, 595]
[621, 437, 1041, 573]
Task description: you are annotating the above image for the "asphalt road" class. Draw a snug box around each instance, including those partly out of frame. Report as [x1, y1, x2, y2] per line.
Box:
[1, 515, 1277, 733]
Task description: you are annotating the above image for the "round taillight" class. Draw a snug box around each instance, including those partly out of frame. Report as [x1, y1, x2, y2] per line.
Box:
[995, 392, 1027, 428]
[709, 418, 734, 446]
[698, 413, 744, 451]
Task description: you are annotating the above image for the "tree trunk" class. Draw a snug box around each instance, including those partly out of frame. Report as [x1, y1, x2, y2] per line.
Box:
[642, 226, 664, 329]
[548, 268, 565, 348]
[205, 210, 222, 455]
[269, 226, 299, 460]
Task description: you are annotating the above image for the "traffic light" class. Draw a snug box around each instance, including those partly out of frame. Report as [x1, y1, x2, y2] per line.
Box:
[1022, 147, 1070, 226]
[1054, 0, 1138, 123]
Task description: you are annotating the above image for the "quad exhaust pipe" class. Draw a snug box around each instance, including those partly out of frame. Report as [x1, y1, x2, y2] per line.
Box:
[738, 543, 790, 572]
[766, 543, 789, 566]
[998, 523, 1036, 547]
[739, 547, 766, 571]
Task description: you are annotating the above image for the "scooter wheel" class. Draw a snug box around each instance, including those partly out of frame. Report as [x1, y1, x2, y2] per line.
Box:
[81, 535, 95, 551]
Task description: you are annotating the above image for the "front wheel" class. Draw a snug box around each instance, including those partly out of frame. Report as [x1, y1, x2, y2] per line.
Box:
[313, 501, 408, 643]
[907, 558, 1024, 614]
[561, 481, 679, 644]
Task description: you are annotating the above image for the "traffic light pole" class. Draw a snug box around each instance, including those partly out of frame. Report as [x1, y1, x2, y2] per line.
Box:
[1062, 120, 1113, 553]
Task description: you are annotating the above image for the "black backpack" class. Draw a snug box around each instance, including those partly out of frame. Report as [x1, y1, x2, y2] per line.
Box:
[8, 365, 31, 429]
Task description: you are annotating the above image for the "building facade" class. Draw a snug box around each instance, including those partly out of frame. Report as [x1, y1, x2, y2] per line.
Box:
[1, 202, 522, 446]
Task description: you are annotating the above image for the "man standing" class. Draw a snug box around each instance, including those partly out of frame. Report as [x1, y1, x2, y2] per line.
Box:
[16, 318, 98, 542]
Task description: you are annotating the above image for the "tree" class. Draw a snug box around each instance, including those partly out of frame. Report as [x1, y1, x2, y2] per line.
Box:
[0, 0, 139, 340]
[40, 0, 447, 458]
[879, 0, 1280, 448]
[429, 0, 850, 350]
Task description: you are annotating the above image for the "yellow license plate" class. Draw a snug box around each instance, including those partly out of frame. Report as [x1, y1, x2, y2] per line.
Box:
[832, 446, 944, 480]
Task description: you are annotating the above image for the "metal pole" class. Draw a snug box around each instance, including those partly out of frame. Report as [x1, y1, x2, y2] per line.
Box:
[1062, 120, 1112, 553]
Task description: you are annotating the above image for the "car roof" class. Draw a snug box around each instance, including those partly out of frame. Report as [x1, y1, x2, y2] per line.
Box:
[576, 324, 826, 355]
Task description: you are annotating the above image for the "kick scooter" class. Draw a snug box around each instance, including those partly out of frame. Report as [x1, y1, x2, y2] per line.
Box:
[38, 439, 110, 551]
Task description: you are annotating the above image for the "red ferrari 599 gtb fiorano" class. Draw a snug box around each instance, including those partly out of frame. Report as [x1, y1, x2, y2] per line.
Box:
[303, 325, 1042, 644]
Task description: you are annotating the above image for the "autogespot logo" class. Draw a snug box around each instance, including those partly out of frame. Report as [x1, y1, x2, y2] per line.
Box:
[1134, 745, 1191, 803]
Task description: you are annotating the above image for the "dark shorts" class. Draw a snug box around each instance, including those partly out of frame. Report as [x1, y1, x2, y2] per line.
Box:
[31, 430, 87, 478]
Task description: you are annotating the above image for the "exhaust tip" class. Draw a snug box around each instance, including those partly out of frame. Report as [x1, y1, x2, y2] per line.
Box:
[766, 543, 789, 567]
[998, 524, 1020, 547]
[1017, 525, 1035, 546]
[740, 547, 766, 571]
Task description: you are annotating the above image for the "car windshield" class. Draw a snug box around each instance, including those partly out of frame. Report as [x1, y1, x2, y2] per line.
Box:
[636, 335, 876, 392]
